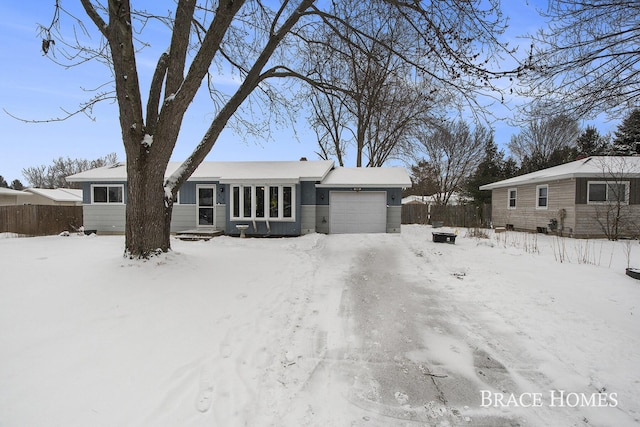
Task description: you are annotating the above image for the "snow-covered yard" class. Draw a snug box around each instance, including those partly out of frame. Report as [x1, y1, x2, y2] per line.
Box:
[1, 225, 638, 426]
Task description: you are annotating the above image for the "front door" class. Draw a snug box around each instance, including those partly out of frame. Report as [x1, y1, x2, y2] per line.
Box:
[197, 185, 216, 227]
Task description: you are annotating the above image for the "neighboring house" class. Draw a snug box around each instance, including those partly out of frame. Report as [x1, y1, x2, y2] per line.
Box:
[401, 193, 465, 206]
[0, 188, 32, 206]
[480, 156, 640, 238]
[17, 188, 83, 206]
[66, 160, 411, 236]
[401, 195, 429, 205]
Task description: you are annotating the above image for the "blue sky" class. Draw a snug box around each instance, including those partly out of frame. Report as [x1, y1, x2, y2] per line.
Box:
[0, 1, 619, 184]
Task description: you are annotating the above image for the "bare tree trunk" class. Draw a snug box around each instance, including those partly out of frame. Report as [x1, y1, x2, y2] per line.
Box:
[125, 159, 172, 257]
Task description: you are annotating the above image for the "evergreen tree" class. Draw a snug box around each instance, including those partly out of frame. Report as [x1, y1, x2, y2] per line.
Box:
[464, 138, 505, 206]
[0, 176, 8, 188]
[10, 180, 24, 191]
[612, 108, 640, 155]
[576, 126, 610, 156]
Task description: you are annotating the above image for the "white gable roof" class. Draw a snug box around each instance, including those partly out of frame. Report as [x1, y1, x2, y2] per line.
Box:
[66, 160, 335, 183]
[0, 187, 30, 196]
[24, 188, 83, 202]
[480, 156, 640, 190]
[316, 167, 412, 188]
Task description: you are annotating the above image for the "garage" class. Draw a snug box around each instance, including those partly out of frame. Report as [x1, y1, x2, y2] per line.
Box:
[329, 191, 387, 234]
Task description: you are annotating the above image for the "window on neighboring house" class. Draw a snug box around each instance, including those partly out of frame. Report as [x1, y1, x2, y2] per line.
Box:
[588, 181, 629, 204]
[536, 185, 548, 209]
[508, 188, 517, 209]
[92, 185, 124, 204]
[231, 184, 295, 220]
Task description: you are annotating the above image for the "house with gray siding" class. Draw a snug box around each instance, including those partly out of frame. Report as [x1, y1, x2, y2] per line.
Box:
[66, 160, 411, 236]
[480, 156, 640, 238]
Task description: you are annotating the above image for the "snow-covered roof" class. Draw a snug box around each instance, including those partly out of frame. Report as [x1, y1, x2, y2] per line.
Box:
[24, 188, 83, 202]
[401, 192, 467, 205]
[66, 160, 335, 184]
[0, 187, 30, 196]
[480, 156, 640, 190]
[401, 195, 428, 205]
[316, 167, 412, 188]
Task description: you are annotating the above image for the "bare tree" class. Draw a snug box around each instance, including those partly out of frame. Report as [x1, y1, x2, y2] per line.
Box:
[508, 110, 579, 170]
[38, 0, 516, 257]
[309, 88, 349, 167]
[414, 121, 489, 206]
[520, 0, 640, 119]
[22, 153, 118, 189]
[305, 5, 439, 167]
[305, 0, 514, 167]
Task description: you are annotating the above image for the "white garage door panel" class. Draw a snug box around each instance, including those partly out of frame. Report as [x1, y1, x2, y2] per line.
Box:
[330, 191, 387, 234]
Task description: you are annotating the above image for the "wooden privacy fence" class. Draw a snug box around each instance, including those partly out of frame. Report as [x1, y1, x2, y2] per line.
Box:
[402, 203, 492, 228]
[0, 205, 83, 236]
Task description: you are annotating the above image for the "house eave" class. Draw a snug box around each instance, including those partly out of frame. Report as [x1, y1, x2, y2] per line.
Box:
[315, 183, 407, 189]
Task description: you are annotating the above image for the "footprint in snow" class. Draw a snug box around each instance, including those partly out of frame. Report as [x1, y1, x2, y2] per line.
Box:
[195, 364, 215, 413]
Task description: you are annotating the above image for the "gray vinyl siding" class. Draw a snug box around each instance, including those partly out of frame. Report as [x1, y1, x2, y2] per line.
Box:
[300, 181, 317, 205]
[300, 205, 316, 234]
[316, 205, 330, 234]
[83, 204, 126, 233]
[491, 179, 577, 233]
[178, 181, 224, 205]
[574, 204, 640, 238]
[386, 205, 402, 233]
[172, 204, 224, 231]
[170, 205, 196, 232]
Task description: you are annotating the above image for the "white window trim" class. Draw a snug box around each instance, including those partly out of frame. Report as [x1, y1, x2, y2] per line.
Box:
[230, 184, 296, 221]
[587, 180, 630, 205]
[536, 184, 548, 210]
[91, 184, 124, 204]
[507, 188, 517, 210]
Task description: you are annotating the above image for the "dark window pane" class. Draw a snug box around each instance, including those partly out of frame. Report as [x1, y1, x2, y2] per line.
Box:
[256, 186, 265, 218]
[233, 186, 240, 217]
[608, 183, 626, 202]
[269, 187, 279, 217]
[588, 183, 606, 202]
[108, 186, 123, 203]
[283, 186, 292, 218]
[198, 188, 214, 207]
[199, 208, 214, 225]
[93, 186, 107, 203]
[538, 187, 547, 207]
[243, 186, 252, 218]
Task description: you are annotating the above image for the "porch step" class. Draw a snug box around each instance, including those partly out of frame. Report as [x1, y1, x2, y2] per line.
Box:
[175, 229, 224, 241]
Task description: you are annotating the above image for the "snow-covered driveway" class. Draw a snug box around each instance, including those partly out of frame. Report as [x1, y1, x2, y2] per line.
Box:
[1, 227, 638, 426]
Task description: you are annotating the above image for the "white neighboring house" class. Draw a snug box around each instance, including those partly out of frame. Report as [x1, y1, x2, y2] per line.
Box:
[401, 192, 466, 207]
[0, 188, 32, 206]
[17, 188, 83, 206]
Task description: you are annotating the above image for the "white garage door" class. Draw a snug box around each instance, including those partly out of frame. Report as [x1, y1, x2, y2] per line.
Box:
[329, 191, 387, 234]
